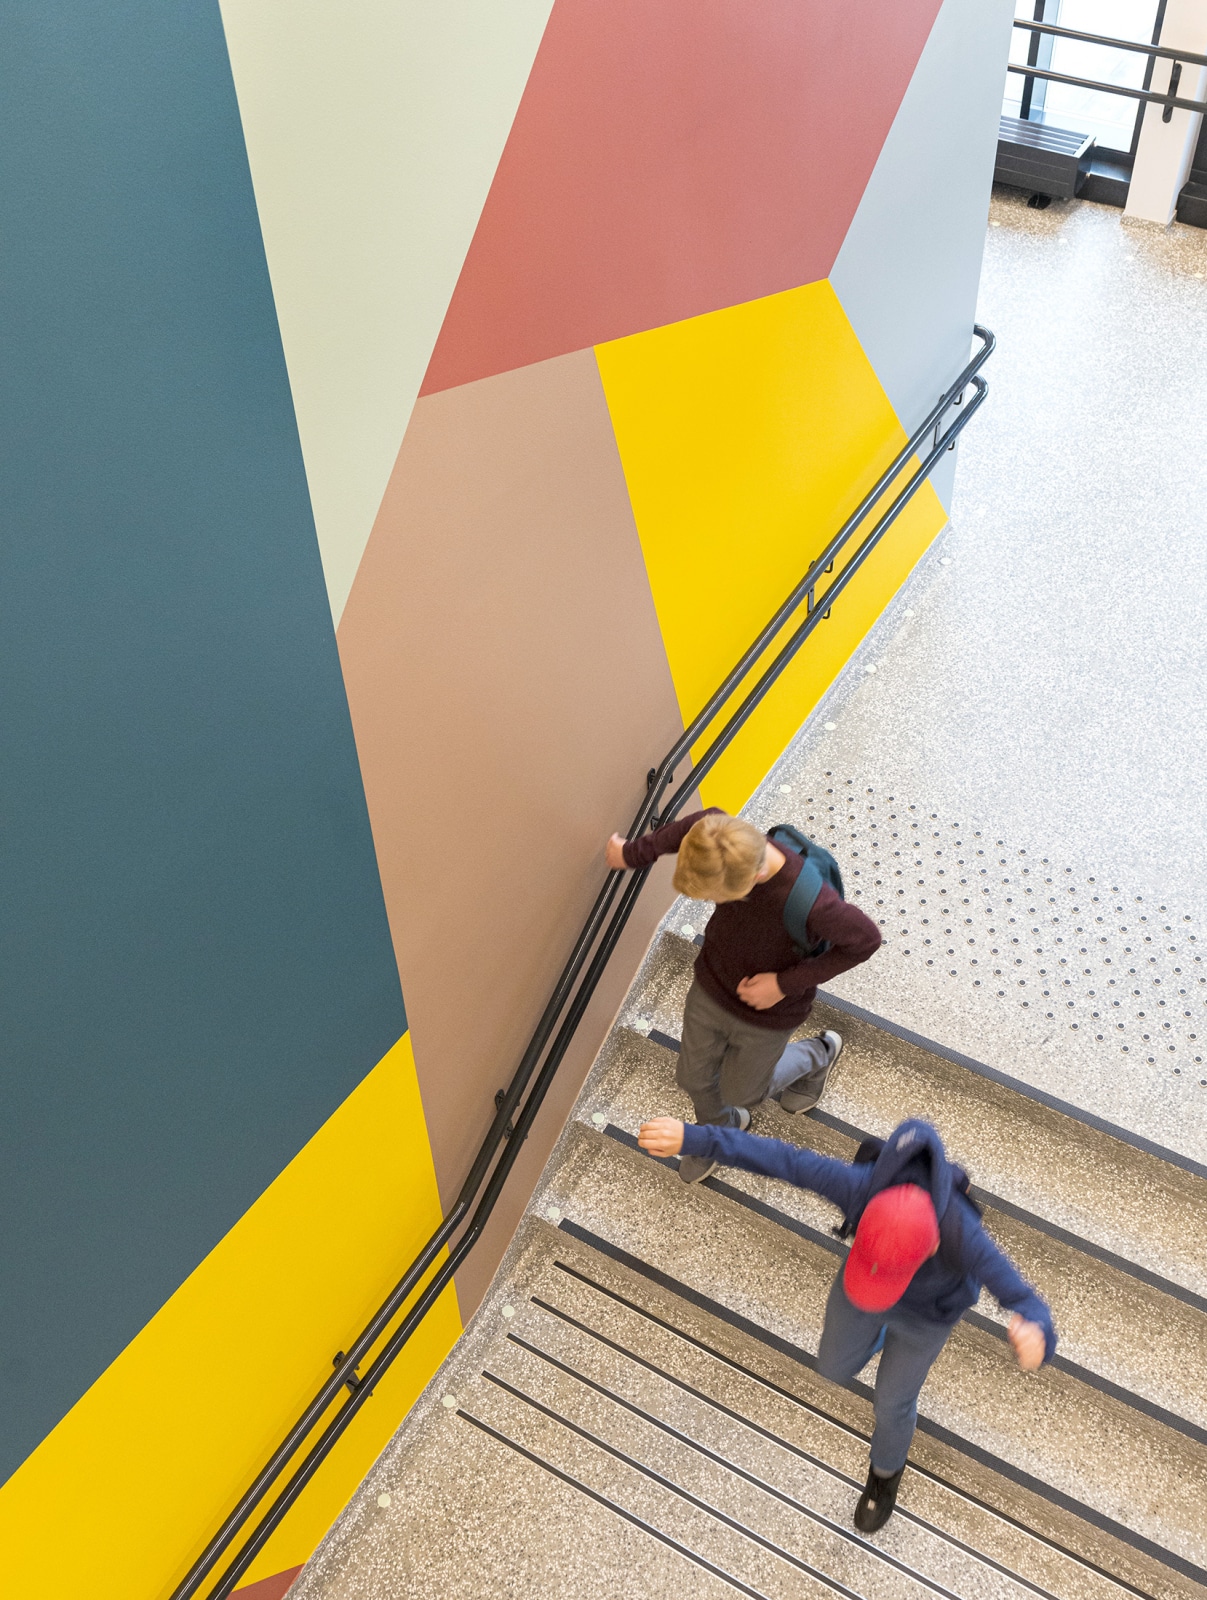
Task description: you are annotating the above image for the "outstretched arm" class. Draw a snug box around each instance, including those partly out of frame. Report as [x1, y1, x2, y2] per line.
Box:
[608, 808, 725, 871]
[639, 1119, 866, 1215]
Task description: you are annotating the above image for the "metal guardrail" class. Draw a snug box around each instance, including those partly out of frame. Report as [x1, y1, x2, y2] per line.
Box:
[170, 325, 995, 1600]
[1006, 62, 1207, 115]
[1008, 17, 1207, 118]
[1012, 17, 1207, 68]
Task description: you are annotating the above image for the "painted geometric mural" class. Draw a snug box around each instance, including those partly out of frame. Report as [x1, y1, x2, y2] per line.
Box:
[0, 0, 1012, 1595]
[421, 0, 945, 392]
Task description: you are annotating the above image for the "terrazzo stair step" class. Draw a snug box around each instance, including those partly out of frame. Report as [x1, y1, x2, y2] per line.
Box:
[468, 1347, 928, 1600]
[294, 1222, 1201, 1600]
[577, 1026, 1207, 1442]
[619, 929, 1207, 1306]
[498, 1240, 1179, 1600]
[464, 1272, 1102, 1600]
[538, 1121, 1207, 1588]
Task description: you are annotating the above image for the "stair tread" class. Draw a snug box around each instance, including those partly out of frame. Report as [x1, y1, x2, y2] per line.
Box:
[542, 1127, 1207, 1579]
[294, 1222, 1203, 1600]
[622, 931, 1207, 1302]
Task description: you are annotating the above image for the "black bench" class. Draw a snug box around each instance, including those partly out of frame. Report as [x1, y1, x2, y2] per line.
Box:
[995, 115, 1095, 201]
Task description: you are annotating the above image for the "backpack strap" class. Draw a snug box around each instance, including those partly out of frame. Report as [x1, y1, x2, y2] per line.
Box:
[767, 822, 812, 856]
[832, 1135, 884, 1239]
[782, 855, 827, 957]
[949, 1163, 982, 1217]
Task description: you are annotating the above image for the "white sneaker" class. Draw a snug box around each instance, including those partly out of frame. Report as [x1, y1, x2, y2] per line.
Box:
[779, 1031, 843, 1114]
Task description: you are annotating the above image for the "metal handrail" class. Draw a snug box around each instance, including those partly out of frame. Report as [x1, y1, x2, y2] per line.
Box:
[1007, 17, 1207, 117]
[1005, 62, 1207, 114]
[1011, 17, 1207, 69]
[170, 325, 994, 1600]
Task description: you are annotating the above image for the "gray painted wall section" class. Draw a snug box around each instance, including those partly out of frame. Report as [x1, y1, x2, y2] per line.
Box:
[830, 0, 1015, 509]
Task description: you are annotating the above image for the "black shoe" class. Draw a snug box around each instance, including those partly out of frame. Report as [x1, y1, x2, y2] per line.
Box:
[854, 1465, 903, 1532]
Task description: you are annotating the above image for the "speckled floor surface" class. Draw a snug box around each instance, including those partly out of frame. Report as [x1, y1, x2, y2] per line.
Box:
[743, 191, 1207, 1164]
[587, 1004, 1207, 1432]
[295, 1216, 1203, 1600]
[288, 196, 1207, 1600]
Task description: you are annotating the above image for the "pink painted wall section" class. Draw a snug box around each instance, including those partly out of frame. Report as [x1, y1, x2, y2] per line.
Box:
[231, 1567, 302, 1600]
[421, 0, 944, 395]
[336, 348, 685, 1315]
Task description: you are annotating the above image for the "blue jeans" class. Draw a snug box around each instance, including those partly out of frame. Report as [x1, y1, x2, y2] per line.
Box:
[816, 1268, 953, 1475]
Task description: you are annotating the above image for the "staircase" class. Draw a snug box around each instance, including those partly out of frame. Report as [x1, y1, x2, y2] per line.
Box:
[290, 908, 1207, 1600]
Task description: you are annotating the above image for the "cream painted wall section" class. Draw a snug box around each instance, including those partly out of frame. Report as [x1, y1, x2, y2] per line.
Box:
[218, 0, 557, 623]
[1125, 0, 1207, 227]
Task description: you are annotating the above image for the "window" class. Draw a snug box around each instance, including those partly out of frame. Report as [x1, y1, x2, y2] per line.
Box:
[1004, 0, 1164, 153]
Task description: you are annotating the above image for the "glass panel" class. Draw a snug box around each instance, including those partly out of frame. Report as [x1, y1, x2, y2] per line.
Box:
[1003, 0, 1161, 153]
[1003, 0, 1049, 120]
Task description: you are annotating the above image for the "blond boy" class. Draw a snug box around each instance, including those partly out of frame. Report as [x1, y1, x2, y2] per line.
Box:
[608, 809, 881, 1183]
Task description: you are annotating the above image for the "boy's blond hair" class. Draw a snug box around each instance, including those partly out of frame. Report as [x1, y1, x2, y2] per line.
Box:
[674, 813, 766, 901]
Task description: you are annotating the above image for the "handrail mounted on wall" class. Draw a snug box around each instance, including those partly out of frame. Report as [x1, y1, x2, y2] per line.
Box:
[172, 325, 995, 1600]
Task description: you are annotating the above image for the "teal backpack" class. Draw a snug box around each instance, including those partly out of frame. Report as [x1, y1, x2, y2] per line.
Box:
[767, 823, 845, 958]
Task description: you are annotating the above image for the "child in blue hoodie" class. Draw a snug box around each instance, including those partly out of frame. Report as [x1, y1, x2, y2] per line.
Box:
[638, 1115, 1055, 1531]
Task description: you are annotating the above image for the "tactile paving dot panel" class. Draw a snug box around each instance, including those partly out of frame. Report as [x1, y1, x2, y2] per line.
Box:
[755, 774, 1206, 1090]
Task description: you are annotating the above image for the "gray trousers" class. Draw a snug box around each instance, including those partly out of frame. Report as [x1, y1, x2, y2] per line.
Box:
[677, 980, 828, 1126]
[816, 1268, 953, 1475]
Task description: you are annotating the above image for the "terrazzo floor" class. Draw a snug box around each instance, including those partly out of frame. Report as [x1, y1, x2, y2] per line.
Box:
[290, 193, 1207, 1600]
[296, 1216, 1202, 1600]
[749, 189, 1207, 1164]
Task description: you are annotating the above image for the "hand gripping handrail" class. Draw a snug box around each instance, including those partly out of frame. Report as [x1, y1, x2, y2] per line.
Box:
[171, 325, 993, 1600]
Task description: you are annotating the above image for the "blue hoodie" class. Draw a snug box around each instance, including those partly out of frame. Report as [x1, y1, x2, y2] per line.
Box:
[680, 1118, 1056, 1358]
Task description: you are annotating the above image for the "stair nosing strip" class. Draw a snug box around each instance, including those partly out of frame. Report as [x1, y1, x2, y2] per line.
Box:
[458, 1411, 781, 1600]
[634, 1031, 1207, 1312]
[596, 1123, 1207, 1449]
[480, 1369, 869, 1600]
[520, 1305, 1067, 1600]
[556, 1217, 1207, 1592]
[549, 1256, 1163, 1600]
[811, 989, 1207, 1183]
[506, 1330, 971, 1600]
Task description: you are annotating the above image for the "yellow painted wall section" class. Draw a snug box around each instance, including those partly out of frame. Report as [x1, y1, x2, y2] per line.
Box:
[595, 280, 946, 814]
[0, 1033, 460, 1600]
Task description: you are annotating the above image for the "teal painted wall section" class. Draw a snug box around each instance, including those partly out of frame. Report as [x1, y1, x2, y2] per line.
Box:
[0, 1, 405, 1479]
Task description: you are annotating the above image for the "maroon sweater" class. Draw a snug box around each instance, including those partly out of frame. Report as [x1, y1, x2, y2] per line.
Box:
[624, 810, 882, 1030]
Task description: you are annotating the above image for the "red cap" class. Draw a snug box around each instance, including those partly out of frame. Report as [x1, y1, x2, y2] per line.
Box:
[843, 1184, 940, 1312]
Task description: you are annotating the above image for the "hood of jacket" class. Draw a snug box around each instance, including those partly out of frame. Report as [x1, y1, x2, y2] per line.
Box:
[859, 1119, 955, 1225]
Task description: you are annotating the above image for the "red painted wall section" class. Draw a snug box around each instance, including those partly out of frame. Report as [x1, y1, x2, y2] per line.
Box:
[231, 1567, 302, 1600]
[421, 0, 944, 396]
